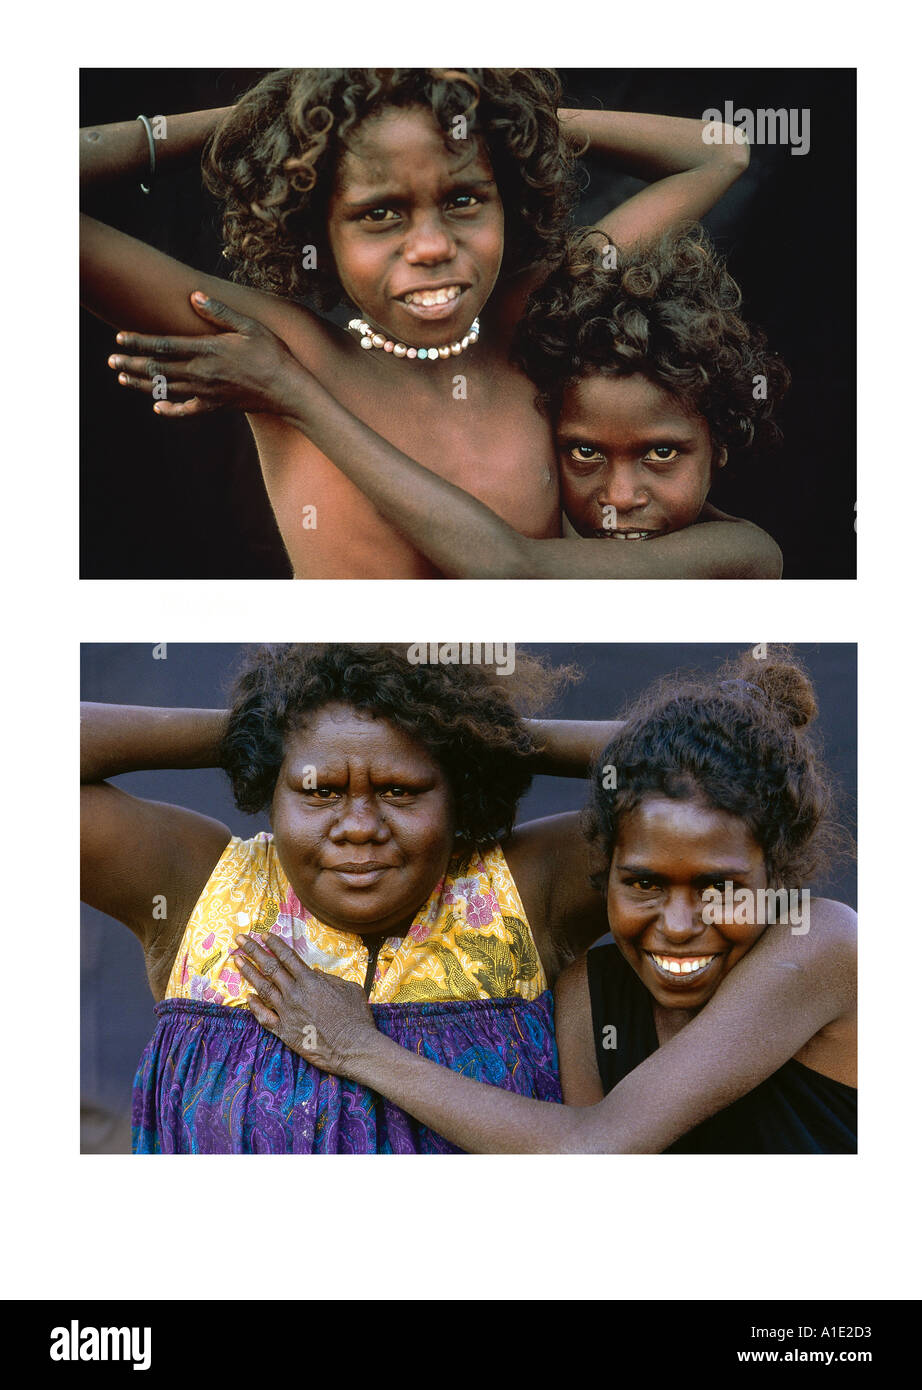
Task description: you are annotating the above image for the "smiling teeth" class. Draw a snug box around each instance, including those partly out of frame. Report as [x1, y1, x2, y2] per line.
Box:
[651, 954, 715, 976]
[611, 531, 653, 540]
[405, 286, 461, 306]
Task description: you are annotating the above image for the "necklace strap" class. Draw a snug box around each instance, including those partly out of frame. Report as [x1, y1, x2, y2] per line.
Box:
[348, 317, 480, 360]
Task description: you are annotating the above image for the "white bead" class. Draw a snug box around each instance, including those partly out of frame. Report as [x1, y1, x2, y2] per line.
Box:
[461, 336, 470, 349]
[450, 342, 462, 355]
[393, 343, 408, 357]
[438, 346, 451, 359]
[360, 337, 373, 349]
[372, 333, 386, 348]
[348, 319, 362, 330]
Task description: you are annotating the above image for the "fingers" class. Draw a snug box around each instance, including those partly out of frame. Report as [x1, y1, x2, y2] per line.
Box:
[248, 932, 306, 978]
[189, 291, 257, 334]
[233, 931, 299, 1000]
[113, 332, 208, 358]
[153, 398, 213, 418]
[109, 352, 199, 390]
[108, 351, 213, 414]
[112, 370, 201, 397]
[109, 354, 170, 378]
[247, 994, 281, 1032]
[234, 948, 285, 1010]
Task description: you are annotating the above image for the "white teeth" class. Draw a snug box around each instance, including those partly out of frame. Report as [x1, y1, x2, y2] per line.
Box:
[610, 531, 652, 540]
[651, 954, 715, 977]
[405, 285, 461, 307]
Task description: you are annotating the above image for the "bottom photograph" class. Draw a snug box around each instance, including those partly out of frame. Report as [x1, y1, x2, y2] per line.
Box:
[80, 642, 856, 1155]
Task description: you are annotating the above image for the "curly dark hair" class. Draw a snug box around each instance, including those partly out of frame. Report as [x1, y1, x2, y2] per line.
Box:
[204, 68, 577, 310]
[584, 648, 846, 890]
[513, 225, 790, 459]
[219, 643, 574, 846]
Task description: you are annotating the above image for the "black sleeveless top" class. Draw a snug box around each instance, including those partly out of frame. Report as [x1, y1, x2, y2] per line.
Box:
[587, 944, 856, 1153]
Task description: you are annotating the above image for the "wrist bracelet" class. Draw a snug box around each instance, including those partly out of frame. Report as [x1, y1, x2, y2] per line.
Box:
[136, 114, 156, 194]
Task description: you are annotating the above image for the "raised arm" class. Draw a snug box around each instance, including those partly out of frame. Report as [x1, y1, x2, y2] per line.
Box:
[525, 719, 624, 777]
[81, 703, 232, 954]
[81, 108, 232, 190]
[558, 107, 750, 248]
[80, 110, 331, 356]
[234, 898, 855, 1152]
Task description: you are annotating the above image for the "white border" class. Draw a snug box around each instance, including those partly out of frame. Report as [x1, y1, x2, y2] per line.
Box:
[3, 1, 919, 1305]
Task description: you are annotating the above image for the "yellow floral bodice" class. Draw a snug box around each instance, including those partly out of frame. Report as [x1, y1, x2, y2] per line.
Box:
[165, 833, 546, 1006]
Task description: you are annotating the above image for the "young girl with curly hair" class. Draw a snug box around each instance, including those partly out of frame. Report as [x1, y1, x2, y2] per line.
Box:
[232, 648, 856, 1152]
[113, 225, 786, 576]
[83, 68, 750, 577]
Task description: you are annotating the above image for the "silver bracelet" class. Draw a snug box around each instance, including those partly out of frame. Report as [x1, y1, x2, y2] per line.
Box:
[136, 114, 156, 194]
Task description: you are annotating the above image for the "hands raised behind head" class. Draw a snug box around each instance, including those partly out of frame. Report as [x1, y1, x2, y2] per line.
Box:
[232, 932, 378, 1078]
[107, 294, 306, 419]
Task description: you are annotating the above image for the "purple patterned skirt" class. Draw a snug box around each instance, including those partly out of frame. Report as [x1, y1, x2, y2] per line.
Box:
[131, 992, 561, 1153]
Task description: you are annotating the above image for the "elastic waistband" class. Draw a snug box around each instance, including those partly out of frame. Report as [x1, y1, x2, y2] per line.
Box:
[154, 991, 552, 1026]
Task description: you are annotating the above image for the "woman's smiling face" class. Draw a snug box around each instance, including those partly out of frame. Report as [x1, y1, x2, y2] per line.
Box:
[270, 703, 456, 937]
[607, 794, 769, 1008]
[557, 373, 722, 539]
[326, 105, 504, 347]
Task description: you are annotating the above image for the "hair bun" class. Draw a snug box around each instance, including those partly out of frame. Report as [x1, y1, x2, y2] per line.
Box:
[747, 658, 818, 729]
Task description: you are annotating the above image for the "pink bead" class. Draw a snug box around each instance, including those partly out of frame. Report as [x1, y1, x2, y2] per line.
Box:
[384, 341, 394, 352]
[407, 348, 417, 358]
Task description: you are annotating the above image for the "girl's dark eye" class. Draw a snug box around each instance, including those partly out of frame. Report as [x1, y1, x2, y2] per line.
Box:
[382, 786, 411, 799]
[362, 207, 400, 224]
[567, 445, 605, 464]
[643, 446, 679, 463]
[628, 877, 659, 892]
[449, 193, 480, 209]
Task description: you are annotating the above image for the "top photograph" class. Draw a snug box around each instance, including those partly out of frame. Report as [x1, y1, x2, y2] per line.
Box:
[80, 68, 855, 580]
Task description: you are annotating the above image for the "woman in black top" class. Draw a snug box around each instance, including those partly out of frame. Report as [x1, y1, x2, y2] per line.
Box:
[231, 648, 856, 1153]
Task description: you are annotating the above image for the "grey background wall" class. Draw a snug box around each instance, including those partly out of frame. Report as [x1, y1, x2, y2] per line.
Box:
[80, 643, 856, 1150]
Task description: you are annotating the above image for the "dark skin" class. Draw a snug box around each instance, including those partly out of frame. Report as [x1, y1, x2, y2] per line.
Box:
[82, 94, 750, 577]
[269, 706, 458, 938]
[109, 299, 782, 579]
[80, 700, 618, 999]
[233, 795, 855, 1151]
[82, 693, 854, 1149]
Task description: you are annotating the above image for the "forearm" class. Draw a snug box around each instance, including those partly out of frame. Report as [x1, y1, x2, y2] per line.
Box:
[80, 703, 228, 782]
[80, 107, 232, 188]
[281, 371, 533, 579]
[349, 1032, 598, 1153]
[524, 520, 781, 580]
[346, 1028, 697, 1154]
[525, 719, 624, 776]
[345, 905, 854, 1155]
[558, 107, 747, 178]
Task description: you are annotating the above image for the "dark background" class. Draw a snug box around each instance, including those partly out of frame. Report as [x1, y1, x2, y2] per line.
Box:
[80, 642, 857, 1151]
[80, 69, 856, 579]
